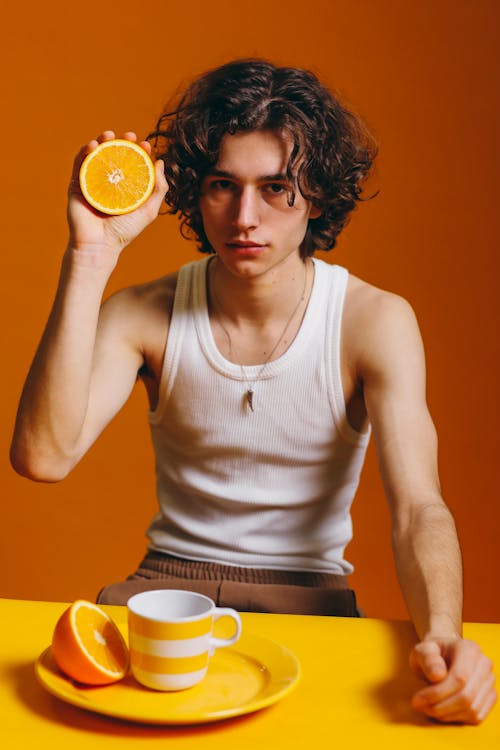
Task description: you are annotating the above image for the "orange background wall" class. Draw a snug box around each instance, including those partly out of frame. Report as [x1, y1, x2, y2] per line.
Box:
[2, 1, 498, 622]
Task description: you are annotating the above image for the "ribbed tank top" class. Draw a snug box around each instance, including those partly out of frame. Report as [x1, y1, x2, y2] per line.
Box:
[147, 256, 370, 575]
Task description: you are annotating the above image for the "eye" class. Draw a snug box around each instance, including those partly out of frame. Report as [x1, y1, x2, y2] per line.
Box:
[209, 179, 234, 191]
[262, 183, 288, 195]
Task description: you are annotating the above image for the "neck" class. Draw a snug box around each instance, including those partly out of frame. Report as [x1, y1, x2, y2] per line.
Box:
[208, 254, 312, 368]
[208, 254, 311, 328]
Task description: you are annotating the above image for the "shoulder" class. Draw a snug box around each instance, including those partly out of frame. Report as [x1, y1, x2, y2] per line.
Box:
[101, 257, 204, 321]
[97, 272, 180, 359]
[342, 273, 424, 380]
[344, 274, 418, 328]
[101, 272, 179, 323]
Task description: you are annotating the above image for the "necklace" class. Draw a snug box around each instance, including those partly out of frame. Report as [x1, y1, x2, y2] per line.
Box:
[211, 261, 309, 412]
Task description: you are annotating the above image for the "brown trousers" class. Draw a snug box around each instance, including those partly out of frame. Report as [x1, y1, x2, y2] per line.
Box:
[97, 551, 360, 617]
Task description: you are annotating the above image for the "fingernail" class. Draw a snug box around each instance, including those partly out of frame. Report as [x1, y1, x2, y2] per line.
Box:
[428, 667, 445, 681]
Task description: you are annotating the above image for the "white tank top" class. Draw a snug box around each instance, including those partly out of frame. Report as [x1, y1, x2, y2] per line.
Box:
[147, 256, 370, 575]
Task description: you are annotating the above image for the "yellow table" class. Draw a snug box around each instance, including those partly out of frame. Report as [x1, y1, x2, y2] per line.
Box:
[1, 598, 498, 749]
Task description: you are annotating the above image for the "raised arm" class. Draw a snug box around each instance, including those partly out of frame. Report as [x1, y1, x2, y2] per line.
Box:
[10, 131, 167, 481]
[351, 287, 496, 723]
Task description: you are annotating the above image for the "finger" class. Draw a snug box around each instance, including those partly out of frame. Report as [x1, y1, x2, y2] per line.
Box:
[154, 159, 169, 204]
[441, 671, 496, 723]
[96, 130, 115, 143]
[410, 641, 447, 683]
[117, 132, 154, 160]
[414, 658, 494, 719]
[412, 662, 467, 707]
[131, 159, 168, 221]
[412, 642, 493, 712]
[144, 159, 169, 212]
[465, 680, 497, 724]
[423, 674, 497, 724]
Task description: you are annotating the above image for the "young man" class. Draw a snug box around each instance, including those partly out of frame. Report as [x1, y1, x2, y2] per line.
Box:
[10, 59, 495, 722]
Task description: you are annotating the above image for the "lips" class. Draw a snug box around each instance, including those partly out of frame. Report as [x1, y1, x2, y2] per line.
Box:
[226, 240, 266, 248]
[225, 240, 268, 256]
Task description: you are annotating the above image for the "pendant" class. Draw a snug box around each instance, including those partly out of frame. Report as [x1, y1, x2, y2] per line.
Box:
[246, 388, 254, 412]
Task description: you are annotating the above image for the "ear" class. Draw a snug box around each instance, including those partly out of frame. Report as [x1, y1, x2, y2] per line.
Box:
[309, 205, 322, 220]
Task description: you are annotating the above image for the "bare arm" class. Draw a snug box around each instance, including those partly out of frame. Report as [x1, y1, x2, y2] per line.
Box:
[359, 294, 461, 640]
[10, 131, 167, 481]
[352, 288, 496, 723]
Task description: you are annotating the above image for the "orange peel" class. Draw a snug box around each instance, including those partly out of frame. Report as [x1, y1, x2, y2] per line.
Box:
[51, 599, 129, 685]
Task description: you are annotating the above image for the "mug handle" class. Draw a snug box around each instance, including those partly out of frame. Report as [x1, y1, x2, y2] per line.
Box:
[210, 607, 242, 651]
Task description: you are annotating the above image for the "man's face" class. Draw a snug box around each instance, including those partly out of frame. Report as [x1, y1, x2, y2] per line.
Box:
[199, 129, 319, 279]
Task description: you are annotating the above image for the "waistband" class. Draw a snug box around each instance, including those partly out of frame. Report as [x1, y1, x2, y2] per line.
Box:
[140, 550, 349, 589]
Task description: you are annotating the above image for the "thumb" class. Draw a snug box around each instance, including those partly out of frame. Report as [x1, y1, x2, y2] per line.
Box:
[134, 159, 168, 221]
[154, 158, 168, 196]
[410, 640, 448, 683]
[147, 159, 169, 213]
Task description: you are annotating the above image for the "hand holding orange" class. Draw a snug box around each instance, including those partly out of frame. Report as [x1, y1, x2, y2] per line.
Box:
[51, 600, 129, 685]
[79, 138, 156, 215]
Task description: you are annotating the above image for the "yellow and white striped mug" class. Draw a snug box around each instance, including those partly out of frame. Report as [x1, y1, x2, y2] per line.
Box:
[127, 589, 242, 691]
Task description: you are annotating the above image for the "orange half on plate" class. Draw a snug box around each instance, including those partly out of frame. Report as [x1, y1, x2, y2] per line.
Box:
[51, 600, 129, 685]
[35, 631, 300, 725]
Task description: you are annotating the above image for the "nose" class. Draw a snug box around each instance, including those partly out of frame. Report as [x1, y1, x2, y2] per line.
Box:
[232, 187, 259, 231]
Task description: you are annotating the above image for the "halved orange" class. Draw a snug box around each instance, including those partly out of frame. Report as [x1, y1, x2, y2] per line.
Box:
[51, 600, 129, 685]
[79, 139, 155, 215]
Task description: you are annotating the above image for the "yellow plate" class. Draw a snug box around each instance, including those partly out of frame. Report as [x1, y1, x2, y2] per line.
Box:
[35, 632, 300, 725]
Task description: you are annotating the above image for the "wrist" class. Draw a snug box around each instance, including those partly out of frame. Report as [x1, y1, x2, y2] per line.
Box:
[422, 613, 462, 642]
[64, 241, 120, 274]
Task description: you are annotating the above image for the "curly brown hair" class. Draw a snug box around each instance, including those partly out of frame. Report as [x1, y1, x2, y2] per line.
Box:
[148, 59, 377, 257]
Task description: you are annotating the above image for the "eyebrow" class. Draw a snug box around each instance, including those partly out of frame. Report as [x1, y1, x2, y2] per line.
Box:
[207, 168, 290, 182]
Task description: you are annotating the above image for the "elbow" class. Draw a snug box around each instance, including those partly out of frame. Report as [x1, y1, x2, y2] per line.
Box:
[9, 444, 72, 483]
